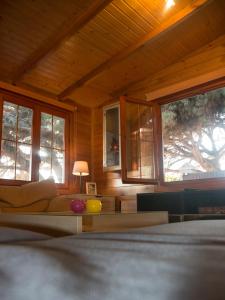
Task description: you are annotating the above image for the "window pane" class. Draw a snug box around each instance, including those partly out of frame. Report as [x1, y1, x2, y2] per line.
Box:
[139, 105, 154, 178]
[53, 116, 65, 149]
[2, 101, 17, 141]
[0, 140, 16, 179]
[41, 113, 52, 147]
[105, 107, 120, 168]
[16, 144, 32, 181]
[18, 106, 33, 144]
[39, 147, 52, 180]
[52, 150, 64, 183]
[39, 113, 66, 183]
[162, 87, 225, 182]
[126, 102, 154, 179]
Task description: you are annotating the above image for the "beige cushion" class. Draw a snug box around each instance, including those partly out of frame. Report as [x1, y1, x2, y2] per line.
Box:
[1, 199, 50, 213]
[0, 179, 57, 207]
[47, 196, 71, 212]
[0, 199, 12, 207]
[0, 186, 22, 206]
[21, 179, 57, 206]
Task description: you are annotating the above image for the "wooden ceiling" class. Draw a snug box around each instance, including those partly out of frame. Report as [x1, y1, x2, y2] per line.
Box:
[1, 0, 225, 107]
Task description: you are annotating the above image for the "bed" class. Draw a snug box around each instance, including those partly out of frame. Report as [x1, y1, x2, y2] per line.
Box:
[1, 220, 225, 300]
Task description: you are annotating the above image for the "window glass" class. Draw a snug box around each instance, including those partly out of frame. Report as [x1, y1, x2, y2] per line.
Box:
[0, 101, 33, 180]
[0, 140, 16, 179]
[39, 113, 65, 183]
[40, 113, 52, 147]
[103, 105, 120, 170]
[53, 116, 65, 149]
[162, 87, 225, 182]
[0, 96, 68, 185]
[125, 101, 155, 180]
[2, 101, 17, 141]
[18, 106, 33, 144]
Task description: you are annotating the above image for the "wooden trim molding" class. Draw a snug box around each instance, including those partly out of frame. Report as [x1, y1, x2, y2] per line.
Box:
[151, 75, 225, 105]
[0, 81, 75, 112]
[146, 67, 225, 102]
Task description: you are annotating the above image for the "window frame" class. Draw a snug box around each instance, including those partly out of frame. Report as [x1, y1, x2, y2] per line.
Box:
[155, 76, 225, 188]
[0, 89, 71, 188]
[120, 96, 160, 184]
[120, 76, 225, 189]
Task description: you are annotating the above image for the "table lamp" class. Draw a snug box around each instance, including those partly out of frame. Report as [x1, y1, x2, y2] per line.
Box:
[72, 161, 89, 193]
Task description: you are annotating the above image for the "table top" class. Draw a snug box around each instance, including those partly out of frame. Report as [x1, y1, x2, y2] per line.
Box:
[170, 213, 225, 216]
[0, 211, 168, 217]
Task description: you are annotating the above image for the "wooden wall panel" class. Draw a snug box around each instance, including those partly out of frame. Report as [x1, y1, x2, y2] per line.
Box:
[129, 34, 225, 99]
[0, 0, 93, 79]
[90, 0, 225, 94]
[70, 105, 92, 193]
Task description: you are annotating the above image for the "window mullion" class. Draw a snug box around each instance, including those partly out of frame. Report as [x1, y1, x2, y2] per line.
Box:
[0, 97, 3, 156]
[51, 115, 53, 177]
[15, 104, 19, 180]
[31, 106, 41, 181]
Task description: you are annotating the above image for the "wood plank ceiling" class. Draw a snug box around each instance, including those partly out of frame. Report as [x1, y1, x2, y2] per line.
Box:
[0, 0, 225, 107]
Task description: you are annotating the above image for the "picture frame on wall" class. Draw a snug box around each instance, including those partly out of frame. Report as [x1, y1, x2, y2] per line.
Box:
[86, 182, 97, 195]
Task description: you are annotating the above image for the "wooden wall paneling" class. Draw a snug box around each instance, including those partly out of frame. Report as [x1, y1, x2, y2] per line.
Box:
[20, 34, 112, 96]
[108, 1, 225, 96]
[59, 0, 210, 99]
[129, 33, 225, 99]
[12, 0, 113, 82]
[69, 86, 109, 108]
[66, 109, 76, 194]
[73, 104, 92, 192]
[1, 0, 93, 79]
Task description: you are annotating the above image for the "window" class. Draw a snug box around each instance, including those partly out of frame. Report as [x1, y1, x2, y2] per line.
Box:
[0, 92, 70, 186]
[0, 101, 33, 180]
[120, 96, 158, 184]
[40, 113, 65, 183]
[120, 79, 225, 186]
[162, 86, 225, 182]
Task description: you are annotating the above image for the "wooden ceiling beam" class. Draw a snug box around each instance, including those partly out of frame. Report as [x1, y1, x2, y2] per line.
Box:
[12, 0, 113, 83]
[58, 0, 212, 100]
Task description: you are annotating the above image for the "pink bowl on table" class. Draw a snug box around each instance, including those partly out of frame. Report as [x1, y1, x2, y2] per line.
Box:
[70, 199, 86, 213]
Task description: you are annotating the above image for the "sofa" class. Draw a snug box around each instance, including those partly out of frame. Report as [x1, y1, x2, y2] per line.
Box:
[0, 179, 61, 212]
[0, 179, 115, 213]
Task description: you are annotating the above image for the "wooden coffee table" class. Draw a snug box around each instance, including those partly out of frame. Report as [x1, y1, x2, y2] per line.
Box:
[0, 211, 168, 236]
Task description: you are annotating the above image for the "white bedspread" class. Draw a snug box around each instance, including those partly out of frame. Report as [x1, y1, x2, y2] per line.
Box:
[1, 220, 225, 300]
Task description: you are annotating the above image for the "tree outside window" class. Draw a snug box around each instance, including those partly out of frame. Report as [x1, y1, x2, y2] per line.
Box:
[162, 87, 225, 182]
[0, 97, 68, 185]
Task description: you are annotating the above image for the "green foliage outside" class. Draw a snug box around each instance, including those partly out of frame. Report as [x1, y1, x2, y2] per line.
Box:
[162, 87, 225, 181]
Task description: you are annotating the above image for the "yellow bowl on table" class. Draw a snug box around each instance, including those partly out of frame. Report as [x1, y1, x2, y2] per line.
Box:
[86, 199, 102, 213]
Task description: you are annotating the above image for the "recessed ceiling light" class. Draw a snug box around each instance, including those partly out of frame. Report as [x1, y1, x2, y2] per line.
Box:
[165, 0, 176, 10]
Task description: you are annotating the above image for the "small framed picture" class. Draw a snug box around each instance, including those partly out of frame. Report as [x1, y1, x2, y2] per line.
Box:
[86, 182, 97, 195]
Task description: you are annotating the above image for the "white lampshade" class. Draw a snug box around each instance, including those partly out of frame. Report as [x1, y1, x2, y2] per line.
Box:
[72, 161, 89, 176]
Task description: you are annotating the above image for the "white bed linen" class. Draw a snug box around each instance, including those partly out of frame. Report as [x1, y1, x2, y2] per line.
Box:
[0, 220, 225, 300]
